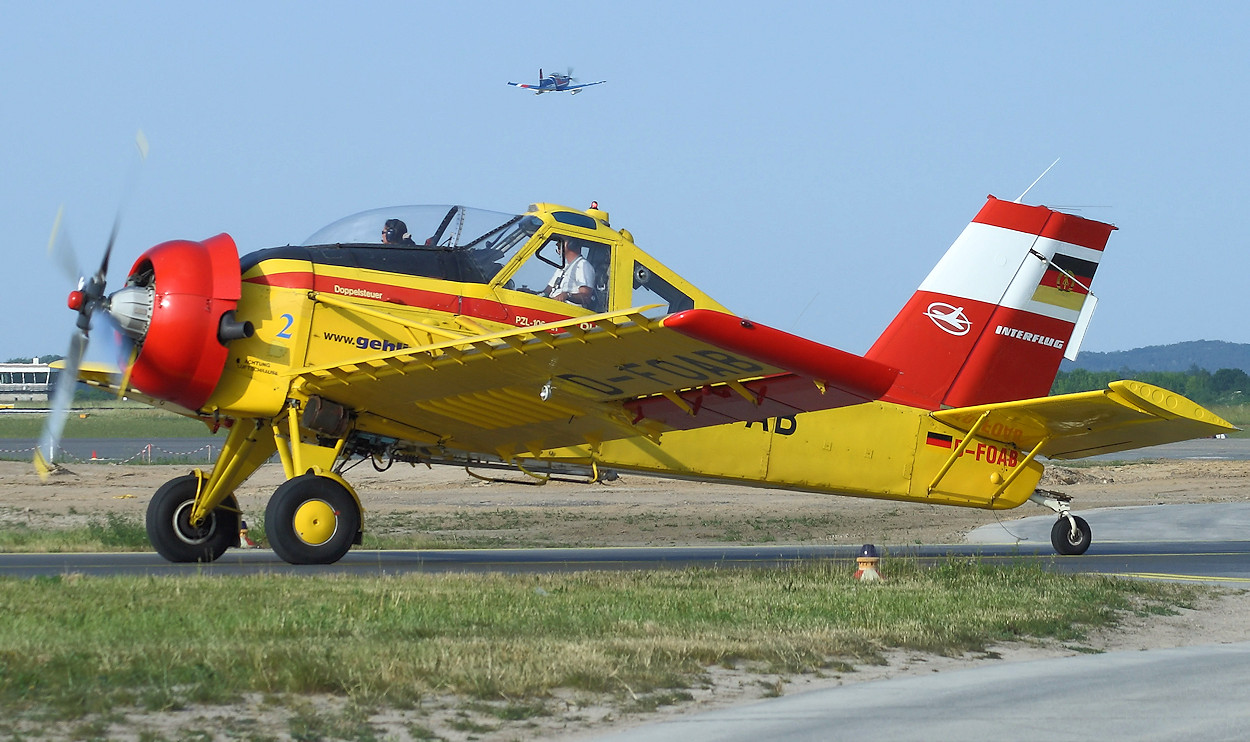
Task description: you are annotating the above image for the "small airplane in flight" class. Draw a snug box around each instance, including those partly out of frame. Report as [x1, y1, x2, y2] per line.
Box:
[508, 68, 605, 95]
[37, 188, 1236, 565]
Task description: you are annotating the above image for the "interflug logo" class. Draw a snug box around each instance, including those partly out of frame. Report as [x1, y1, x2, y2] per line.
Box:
[924, 302, 972, 336]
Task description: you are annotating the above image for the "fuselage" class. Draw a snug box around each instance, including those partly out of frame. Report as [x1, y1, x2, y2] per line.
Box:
[101, 201, 1096, 515]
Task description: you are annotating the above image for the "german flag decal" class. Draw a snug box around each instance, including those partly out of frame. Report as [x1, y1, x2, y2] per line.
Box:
[1032, 254, 1098, 310]
[926, 432, 954, 448]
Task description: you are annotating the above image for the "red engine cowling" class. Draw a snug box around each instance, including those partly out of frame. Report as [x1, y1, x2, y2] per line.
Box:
[121, 233, 242, 411]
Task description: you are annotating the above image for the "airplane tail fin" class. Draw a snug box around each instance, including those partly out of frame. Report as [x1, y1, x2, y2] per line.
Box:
[865, 196, 1116, 409]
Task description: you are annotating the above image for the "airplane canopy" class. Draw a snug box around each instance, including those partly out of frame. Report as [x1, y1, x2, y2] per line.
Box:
[303, 205, 538, 249]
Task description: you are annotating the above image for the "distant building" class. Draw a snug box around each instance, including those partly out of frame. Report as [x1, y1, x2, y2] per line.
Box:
[0, 361, 52, 402]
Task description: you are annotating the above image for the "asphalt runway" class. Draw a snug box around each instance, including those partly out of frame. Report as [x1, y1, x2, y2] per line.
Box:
[4, 537, 1250, 585]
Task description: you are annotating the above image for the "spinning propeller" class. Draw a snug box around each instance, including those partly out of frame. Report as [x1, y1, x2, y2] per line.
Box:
[35, 132, 149, 478]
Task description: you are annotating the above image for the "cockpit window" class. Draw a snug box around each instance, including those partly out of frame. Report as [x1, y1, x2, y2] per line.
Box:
[460, 214, 543, 283]
[632, 261, 693, 316]
[300, 205, 543, 284]
[551, 211, 598, 230]
[504, 235, 612, 312]
[303, 205, 527, 249]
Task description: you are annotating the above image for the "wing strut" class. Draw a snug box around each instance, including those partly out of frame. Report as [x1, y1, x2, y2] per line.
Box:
[926, 409, 1053, 505]
[927, 411, 990, 494]
[988, 436, 1049, 504]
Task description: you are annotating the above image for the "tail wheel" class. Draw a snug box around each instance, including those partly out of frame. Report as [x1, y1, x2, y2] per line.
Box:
[146, 474, 239, 563]
[1051, 515, 1092, 556]
[266, 473, 360, 565]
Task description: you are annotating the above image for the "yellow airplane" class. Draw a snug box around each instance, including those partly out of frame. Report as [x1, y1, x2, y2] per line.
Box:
[38, 197, 1236, 564]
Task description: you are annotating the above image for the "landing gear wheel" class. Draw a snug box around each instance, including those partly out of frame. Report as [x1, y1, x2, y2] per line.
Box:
[266, 473, 360, 565]
[1051, 515, 1092, 555]
[146, 474, 240, 563]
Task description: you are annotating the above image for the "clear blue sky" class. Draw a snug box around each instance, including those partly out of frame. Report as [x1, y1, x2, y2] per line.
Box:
[3, 1, 1247, 362]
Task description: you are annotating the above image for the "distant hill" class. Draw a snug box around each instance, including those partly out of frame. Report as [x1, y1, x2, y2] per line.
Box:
[1062, 340, 1250, 374]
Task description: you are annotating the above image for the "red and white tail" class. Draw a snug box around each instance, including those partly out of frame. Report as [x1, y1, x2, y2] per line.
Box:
[866, 196, 1116, 410]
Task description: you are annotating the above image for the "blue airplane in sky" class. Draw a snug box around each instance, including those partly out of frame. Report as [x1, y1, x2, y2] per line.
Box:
[507, 68, 605, 95]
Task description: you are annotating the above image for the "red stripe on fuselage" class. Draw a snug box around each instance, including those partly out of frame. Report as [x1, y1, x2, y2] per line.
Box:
[245, 271, 313, 290]
[243, 271, 577, 328]
[972, 196, 1116, 252]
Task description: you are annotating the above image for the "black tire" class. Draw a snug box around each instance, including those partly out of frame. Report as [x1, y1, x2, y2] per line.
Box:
[265, 473, 360, 565]
[1051, 515, 1092, 555]
[146, 474, 239, 563]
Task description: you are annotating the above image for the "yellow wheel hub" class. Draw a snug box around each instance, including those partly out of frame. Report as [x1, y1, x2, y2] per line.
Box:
[293, 499, 338, 546]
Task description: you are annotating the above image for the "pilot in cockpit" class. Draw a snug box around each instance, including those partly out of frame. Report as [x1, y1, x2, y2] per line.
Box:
[542, 236, 595, 307]
[382, 219, 416, 246]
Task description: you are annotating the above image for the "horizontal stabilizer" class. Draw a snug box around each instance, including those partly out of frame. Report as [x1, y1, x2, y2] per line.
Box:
[932, 380, 1238, 460]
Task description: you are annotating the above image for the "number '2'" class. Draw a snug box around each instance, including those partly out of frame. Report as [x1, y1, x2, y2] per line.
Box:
[276, 314, 294, 339]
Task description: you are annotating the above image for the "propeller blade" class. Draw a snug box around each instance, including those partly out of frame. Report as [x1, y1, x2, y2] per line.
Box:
[36, 131, 148, 479]
[35, 330, 87, 479]
[46, 206, 83, 283]
[37, 130, 149, 478]
[92, 310, 137, 393]
[98, 211, 121, 283]
[97, 130, 150, 284]
[115, 343, 140, 400]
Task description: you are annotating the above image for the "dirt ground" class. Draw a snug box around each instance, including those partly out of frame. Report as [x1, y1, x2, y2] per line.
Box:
[5, 457, 1250, 547]
[3, 457, 1250, 741]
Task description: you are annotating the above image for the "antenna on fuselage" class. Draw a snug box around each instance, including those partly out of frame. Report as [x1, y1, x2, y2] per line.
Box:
[1016, 157, 1060, 203]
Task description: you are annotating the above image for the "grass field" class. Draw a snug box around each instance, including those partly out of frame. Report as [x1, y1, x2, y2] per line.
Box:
[0, 561, 1199, 739]
[0, 404, 213, 439]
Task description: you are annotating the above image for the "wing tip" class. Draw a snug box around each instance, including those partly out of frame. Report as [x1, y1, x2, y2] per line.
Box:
[1110, 379, 1239, 430]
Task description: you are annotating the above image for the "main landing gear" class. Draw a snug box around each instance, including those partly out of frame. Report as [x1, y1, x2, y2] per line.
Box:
[1031, 490, 1092, 555]
[144, 414, 365, 566]
[146, 470, 363, 565]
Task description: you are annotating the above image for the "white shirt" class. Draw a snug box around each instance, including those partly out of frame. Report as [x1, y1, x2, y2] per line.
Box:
[547, 255, 595, 303]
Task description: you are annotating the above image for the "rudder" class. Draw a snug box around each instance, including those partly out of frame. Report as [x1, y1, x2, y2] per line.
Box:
[865, 196, 1116, 409]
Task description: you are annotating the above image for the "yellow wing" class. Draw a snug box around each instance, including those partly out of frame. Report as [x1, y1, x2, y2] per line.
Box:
[932, 380, 1238, 460]
[71, 362, 223, 426]
[293, 307, 898, 458]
